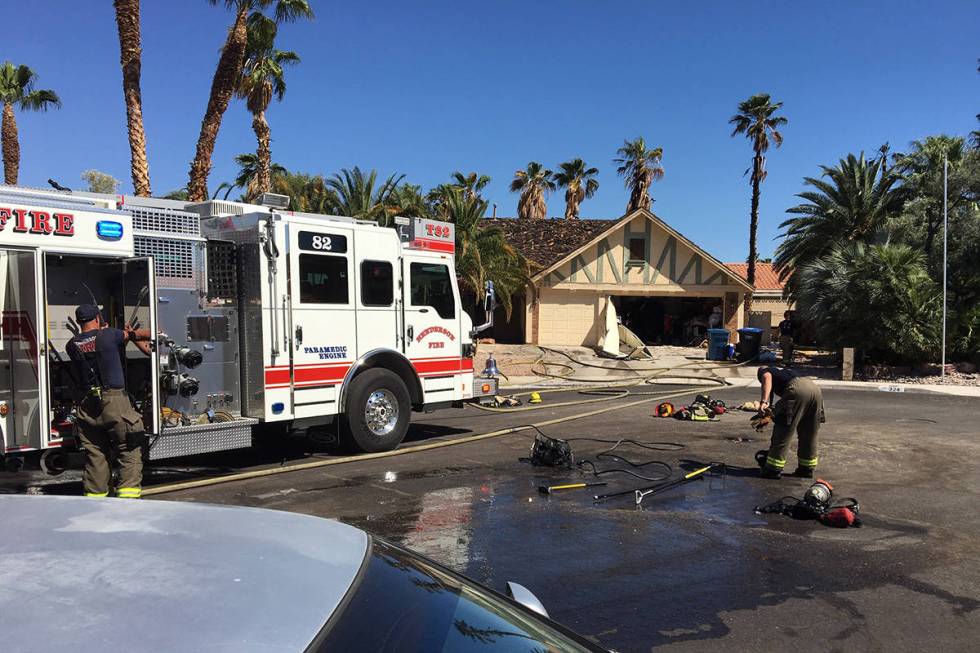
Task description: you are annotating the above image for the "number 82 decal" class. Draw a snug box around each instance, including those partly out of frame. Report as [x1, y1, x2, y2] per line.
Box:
[299, 230, 348, 253]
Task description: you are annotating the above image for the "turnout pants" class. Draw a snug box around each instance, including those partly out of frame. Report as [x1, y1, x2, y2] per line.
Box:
[76, 389, 145, 498]
[764, 377, 824, 472]
[780, 334, 795, 366]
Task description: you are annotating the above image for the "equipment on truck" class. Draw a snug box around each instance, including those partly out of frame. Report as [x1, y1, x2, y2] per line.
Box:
[0, 186, 497, 472]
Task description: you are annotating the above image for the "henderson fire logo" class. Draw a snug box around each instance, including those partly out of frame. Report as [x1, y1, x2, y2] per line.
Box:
[0, 207, 75, 237]
[415, 326, 456, 342]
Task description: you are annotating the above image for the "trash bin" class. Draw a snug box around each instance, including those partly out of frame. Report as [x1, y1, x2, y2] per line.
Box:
[736, 327, 764, 362]
[706, 328, 730, 361]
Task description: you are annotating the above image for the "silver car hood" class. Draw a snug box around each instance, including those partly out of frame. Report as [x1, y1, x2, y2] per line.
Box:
[0, 495, 368, 652]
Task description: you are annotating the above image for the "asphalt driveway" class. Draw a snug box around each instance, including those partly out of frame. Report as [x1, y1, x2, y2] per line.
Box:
[140, 385, 980, 652]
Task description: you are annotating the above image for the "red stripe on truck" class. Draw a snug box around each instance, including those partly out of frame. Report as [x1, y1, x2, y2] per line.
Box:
[264, 357, 473, 387]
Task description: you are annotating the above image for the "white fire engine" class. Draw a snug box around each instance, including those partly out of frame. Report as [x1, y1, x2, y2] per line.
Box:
[0, 185, 497, 473]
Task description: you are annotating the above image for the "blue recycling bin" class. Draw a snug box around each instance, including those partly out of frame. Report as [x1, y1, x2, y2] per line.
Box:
[736, 327, 764, 361]
[706, 328, 730, 361]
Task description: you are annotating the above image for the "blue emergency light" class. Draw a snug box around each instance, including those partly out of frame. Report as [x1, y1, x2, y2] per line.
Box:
[96, 220, 124, 241]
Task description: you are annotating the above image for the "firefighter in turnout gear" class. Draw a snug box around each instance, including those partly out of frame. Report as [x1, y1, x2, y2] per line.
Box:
[65, 304, 152, 498]
[755, 365, 825, 479]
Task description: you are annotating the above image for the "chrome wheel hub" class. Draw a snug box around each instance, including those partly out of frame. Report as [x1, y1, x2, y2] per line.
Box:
[365, 389, 398, 436]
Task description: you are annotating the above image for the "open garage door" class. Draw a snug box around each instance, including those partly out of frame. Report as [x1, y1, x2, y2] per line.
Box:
[614, 295, 724, 346]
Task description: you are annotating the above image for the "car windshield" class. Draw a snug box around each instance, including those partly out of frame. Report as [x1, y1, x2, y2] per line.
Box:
[312, 539, 599, 652]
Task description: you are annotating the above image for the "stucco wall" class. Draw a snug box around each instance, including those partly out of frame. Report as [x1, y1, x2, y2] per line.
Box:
[752, 295, 794, 327]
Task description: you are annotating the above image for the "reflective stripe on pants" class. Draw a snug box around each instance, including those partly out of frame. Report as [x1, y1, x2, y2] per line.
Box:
[116, 487, 142, 499]
[765, 456, 786, 469]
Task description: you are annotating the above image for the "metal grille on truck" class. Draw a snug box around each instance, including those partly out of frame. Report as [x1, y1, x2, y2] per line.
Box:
[128, 206, 201, 236]
[134, 236, 201, 289]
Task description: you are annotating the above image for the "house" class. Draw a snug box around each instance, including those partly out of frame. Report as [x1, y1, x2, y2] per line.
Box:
[486, 208, 754, 346]
[724, 262, 793, 337]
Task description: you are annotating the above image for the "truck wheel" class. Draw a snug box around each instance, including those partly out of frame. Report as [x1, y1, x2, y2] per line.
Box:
[345, 368, 411, 453]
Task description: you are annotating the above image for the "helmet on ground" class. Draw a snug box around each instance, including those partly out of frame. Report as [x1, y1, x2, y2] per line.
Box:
[655, 402, 675, 418]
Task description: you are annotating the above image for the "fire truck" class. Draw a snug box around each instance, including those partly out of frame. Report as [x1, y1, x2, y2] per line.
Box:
[0, 185, 497, 474]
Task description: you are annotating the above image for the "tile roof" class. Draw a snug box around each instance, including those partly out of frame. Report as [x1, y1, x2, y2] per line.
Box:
[724, 262, 785, 290]
[482, 217, 614, 269]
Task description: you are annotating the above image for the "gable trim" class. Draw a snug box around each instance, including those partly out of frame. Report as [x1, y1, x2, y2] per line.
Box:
[530, 209, 754, 291]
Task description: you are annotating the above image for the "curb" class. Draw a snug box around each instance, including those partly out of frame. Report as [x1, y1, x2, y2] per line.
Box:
[810, 378, 980, 397]
[717, 376, 980, 397]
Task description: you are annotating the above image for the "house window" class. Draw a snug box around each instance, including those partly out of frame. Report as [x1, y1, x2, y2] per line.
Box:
[628, 238, 646, 262]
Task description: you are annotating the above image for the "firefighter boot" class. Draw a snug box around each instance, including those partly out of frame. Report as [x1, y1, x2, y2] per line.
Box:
[791, 466, 815, 479]
[760, 465, 782, 480]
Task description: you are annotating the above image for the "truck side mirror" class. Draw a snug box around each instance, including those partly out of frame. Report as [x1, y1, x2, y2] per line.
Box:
[471, 281, 495, 337]
[483, 281, 495, 315]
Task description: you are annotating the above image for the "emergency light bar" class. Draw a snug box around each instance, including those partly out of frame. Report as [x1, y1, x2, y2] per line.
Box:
[258, 192, 291, 209]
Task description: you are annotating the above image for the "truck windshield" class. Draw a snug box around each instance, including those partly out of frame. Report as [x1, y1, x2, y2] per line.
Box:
[312, 539, 598, 652]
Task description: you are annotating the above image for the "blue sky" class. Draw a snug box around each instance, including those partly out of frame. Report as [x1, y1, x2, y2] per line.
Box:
[5, 0, 978, 261]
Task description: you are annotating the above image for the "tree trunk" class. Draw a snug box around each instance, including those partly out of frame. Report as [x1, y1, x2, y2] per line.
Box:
[114, 0, 151, 196]
[1, 103, 19, 185]
[252, 109, 272, 194]
[748, 153, 762, 287]
[564, 188, 577, 220]
[628, 177, 650, 213]
[186, 6, 249, 202]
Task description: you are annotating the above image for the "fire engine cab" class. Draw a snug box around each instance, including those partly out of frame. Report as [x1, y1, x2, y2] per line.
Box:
[0, 185, 497, 473]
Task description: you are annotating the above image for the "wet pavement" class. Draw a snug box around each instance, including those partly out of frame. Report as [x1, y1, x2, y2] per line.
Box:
[6, 385, 980, 651]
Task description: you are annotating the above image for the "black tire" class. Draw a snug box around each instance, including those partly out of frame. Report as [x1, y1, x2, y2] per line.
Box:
[344, 368, 411, 453]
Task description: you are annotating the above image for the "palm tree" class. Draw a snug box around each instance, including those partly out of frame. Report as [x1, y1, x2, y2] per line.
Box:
[0, 62, 61, 185]
[554, 158, 599, 220]
[445, 192, 531, 318]
[271, 171, 332, 212]
[973, 60, 980, 149]
[226, 151, 287, 200]
[426, 183, 461, 218]
[892, 135, 966, 257]
[325, 167, 404, 226]
[186, 0, 313, 201]
[236, 13, 299, 196]
[510, 162, 555, 220]
[390, 183, 431, 218]
[450, 171, 491, 199]
[614, 137, 664, 215]
[795, 241, 939, 363]
[775, 153, 904, 299]
[113, 0, 151, 196]
[729, 94, 787, 286]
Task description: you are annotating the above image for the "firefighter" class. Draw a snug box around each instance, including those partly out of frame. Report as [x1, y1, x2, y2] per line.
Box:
[755, 365, 825, 479]
[777, 311, 795, 366]
[65, 304, 152, 498]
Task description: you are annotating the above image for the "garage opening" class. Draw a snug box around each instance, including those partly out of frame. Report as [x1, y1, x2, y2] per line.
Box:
[614, 296, 724, 346]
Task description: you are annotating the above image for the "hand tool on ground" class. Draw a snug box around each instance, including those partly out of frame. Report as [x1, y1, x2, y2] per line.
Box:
[634, 465, 713, 505]
[538, 481, 607, 495]
[593, 464, 713, 503]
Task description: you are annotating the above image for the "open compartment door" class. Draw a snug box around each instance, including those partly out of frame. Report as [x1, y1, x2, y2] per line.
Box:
[43, 253, 160, 443]
[123, 256, 159, 436]
[0, 249, 46, 452]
